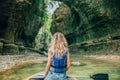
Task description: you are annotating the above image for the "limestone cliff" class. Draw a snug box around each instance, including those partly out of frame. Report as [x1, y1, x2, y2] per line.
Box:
[0, 0, 120, 54]
[0, 0, 45, 54]
[51, 0, 120, 54]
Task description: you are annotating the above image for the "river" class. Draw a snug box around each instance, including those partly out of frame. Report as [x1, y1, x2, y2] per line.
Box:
[0, 54, 120, 80]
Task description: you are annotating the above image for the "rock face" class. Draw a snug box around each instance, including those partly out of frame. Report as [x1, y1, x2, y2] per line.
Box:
[0, 0, 120, 54]
[3, 44, 18, 54]
[51, 0, 120, 54]
[51, 4, 72, 35]
[0, 0, 45, 54]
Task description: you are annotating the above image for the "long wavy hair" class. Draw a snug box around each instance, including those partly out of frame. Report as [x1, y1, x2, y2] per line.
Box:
[50, 32, 68, 56]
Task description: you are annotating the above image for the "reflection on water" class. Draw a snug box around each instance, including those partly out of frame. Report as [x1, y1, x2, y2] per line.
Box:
[0, 55, 120, 80]
[0, 63, 46, 80]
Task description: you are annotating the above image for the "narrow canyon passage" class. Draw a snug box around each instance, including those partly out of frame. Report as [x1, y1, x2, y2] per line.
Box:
[0, 0, 120, 80]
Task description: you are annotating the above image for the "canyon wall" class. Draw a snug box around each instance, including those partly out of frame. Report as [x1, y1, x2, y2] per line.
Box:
[0, 0, 45, 54]
[51, 0, 120, 54]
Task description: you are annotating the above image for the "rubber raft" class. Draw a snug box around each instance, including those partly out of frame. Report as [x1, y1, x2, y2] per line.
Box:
[25, 72, 75, 80]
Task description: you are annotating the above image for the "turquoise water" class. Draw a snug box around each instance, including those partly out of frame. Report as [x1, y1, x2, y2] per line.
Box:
[0, 55, 120, 80]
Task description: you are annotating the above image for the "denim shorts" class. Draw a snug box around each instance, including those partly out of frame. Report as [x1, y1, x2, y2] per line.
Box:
[44, 71, 67, 80]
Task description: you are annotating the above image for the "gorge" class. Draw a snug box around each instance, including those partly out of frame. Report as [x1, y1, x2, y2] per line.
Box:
[0, 0, 120, 55]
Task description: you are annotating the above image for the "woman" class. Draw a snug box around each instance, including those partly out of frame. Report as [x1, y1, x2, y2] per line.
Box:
[44, 32, 71, 80]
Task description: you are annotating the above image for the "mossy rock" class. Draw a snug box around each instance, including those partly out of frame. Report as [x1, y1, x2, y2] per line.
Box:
[3, 44, 18, 54]
[71, 61, 86, 66]
[0, 42, 3, 53]
[19, 46, 27, 54]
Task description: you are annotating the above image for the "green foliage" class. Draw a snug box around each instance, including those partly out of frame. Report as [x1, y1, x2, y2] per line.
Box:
[42, 1, 56, 22]
[35, 0, 61, 50]
[42, 10, 49, 22]
[35, 12, 52, 50]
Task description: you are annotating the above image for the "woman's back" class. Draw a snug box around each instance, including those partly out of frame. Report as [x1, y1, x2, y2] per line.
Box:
[50, 47, 69, 73]
[44, 32, 71, 80]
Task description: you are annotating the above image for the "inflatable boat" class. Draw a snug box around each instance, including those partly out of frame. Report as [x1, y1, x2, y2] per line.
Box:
[25, 72, 75, 80]
[25, 73, 108, 80]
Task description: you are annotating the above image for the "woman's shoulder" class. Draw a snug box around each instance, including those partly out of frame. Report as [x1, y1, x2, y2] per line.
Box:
[65, 47, 69, 51]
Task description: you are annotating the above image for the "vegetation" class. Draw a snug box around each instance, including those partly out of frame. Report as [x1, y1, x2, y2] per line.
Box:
[35, 14, 52, 51]
[35, 0, 60, 51]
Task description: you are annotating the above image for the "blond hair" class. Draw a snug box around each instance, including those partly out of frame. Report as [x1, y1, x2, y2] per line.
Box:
[50, 32, 68, 56]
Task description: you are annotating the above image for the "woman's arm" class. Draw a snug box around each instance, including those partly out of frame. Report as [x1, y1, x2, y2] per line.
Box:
[66, 51, 71, 70]
[44, 49, 52, 78]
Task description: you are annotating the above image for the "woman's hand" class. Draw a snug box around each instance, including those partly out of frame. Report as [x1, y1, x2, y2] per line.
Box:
[43, 74, 46, 78]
